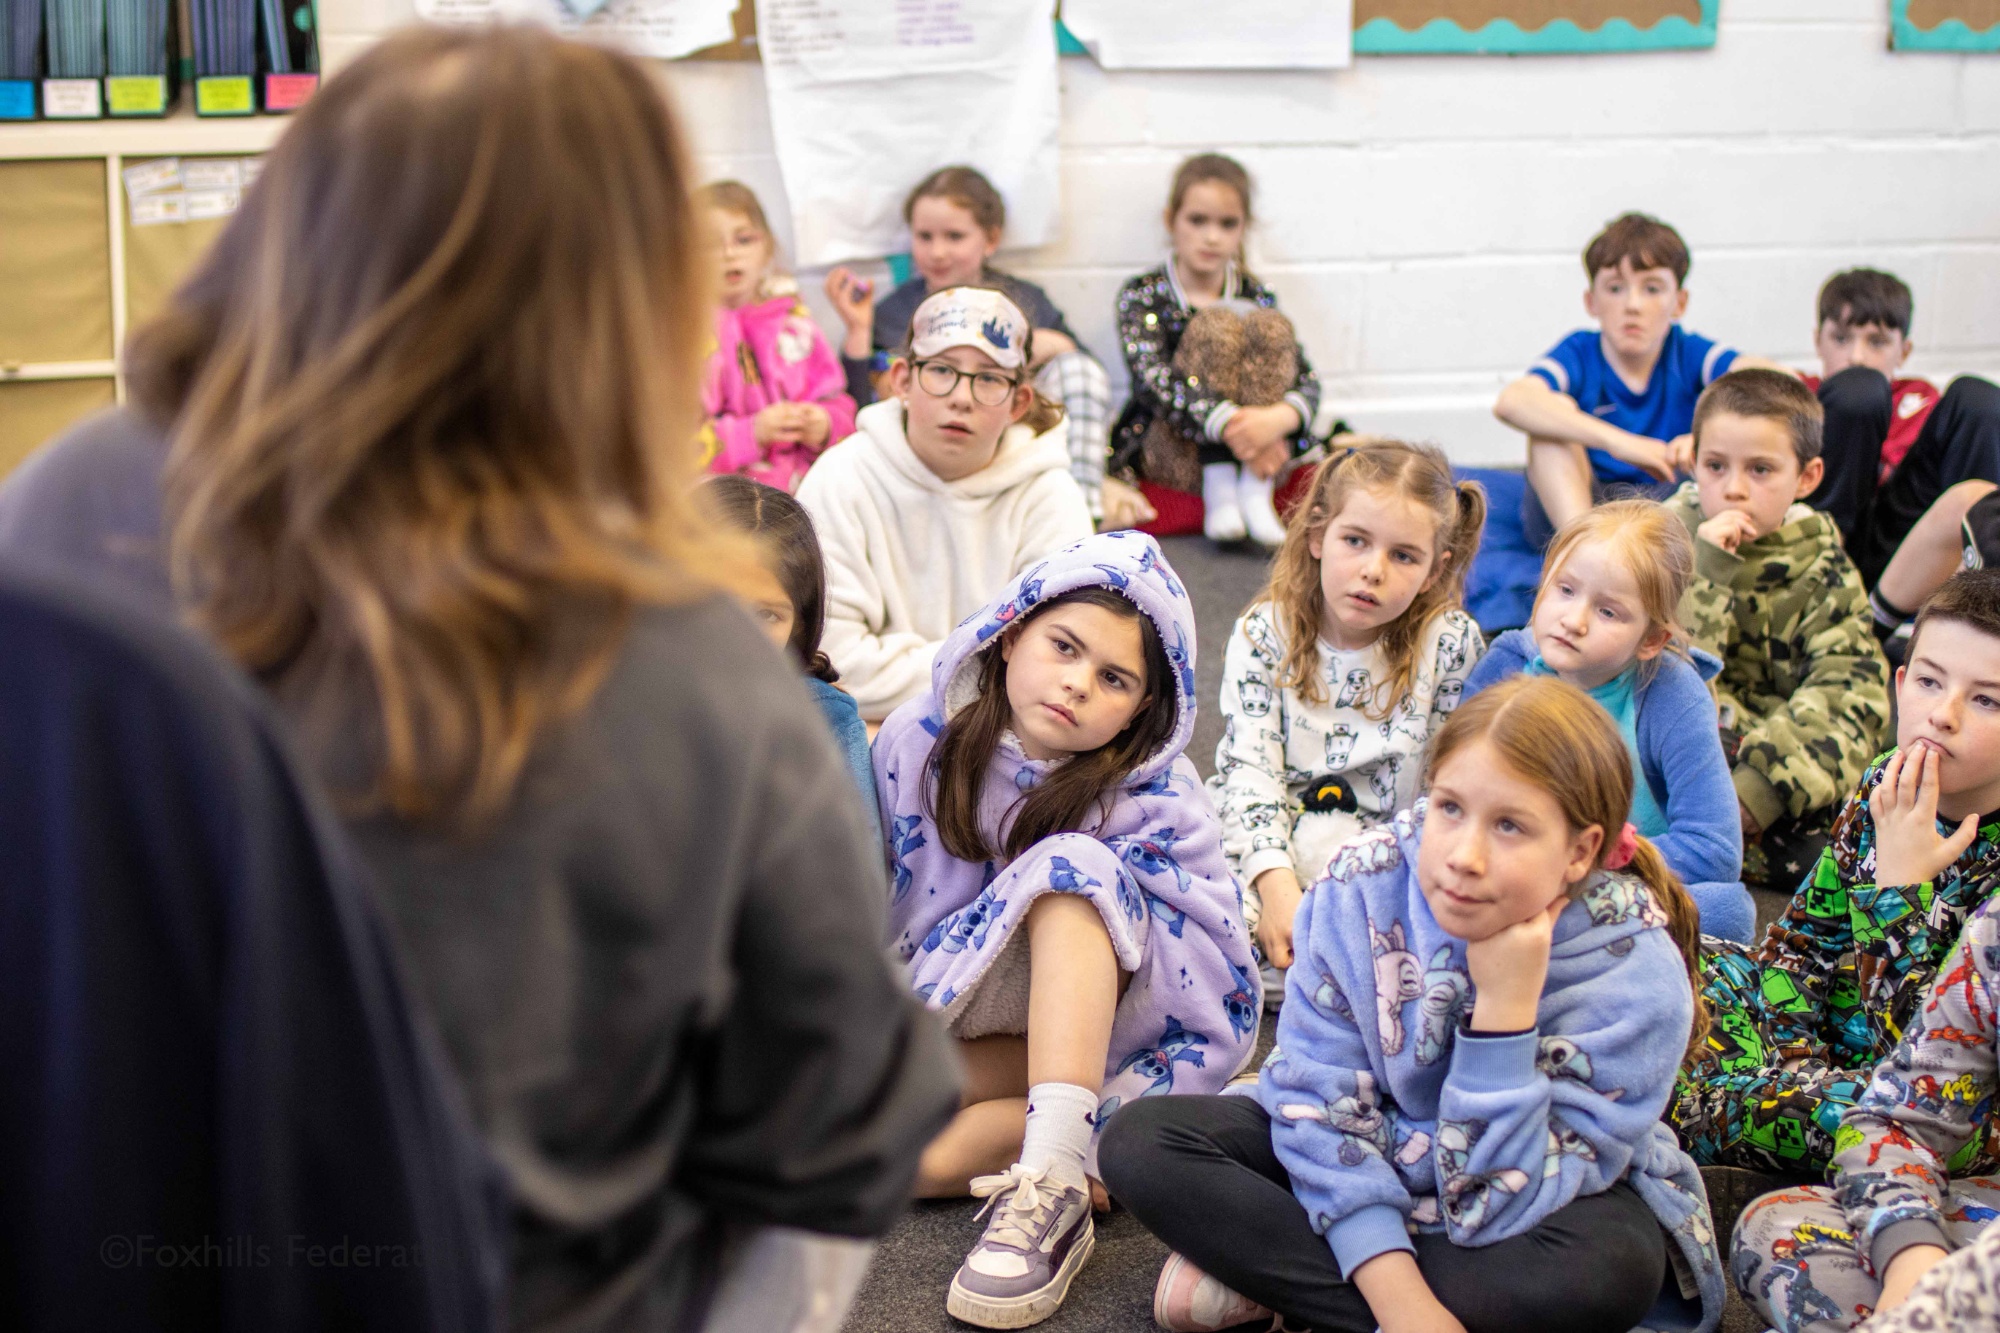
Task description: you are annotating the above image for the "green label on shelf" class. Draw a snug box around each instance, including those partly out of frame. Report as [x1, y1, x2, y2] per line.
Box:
[107, 76, 168, 116]
[195, 76, 255, 116]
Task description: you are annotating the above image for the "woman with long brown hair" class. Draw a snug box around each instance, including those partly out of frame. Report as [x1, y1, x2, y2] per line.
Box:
[0, 24, 955, 1332]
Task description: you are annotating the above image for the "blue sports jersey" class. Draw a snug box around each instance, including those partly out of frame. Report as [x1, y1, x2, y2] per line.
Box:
[1529, 326, 1738, 486]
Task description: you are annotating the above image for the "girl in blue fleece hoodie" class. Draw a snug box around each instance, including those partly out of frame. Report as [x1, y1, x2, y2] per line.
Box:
[1464, 499, 1751, 941]
[1101, 675, 1726, 1333]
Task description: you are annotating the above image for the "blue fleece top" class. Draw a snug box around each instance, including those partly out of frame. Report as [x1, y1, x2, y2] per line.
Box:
[1253, 804, 1722, 1331]
[1465, 628, 1741, 890]
[808, 676, 881, 846]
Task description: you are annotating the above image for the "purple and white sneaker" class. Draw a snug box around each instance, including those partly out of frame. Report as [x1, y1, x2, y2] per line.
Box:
[945, 1164, 1095, 1328]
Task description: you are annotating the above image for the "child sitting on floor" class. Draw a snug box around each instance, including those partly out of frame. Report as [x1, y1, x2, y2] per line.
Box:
[1494, 210, 1789, 547]
[702, 475, 879, 842]
[1102, 675, 1723, 1333]
[1465, 499, 1750, 941]
[1802, 267, 2000, 595]
[1108, 153, 1321, 546]
[824, 165, 1117, 524]
[798, 285, 1092, 721]
[1732, 893, 2000, 1333]
[1666, 368, 1890, 893]
[698, 181, 855, 492]
[1672, 569, 2000, 1177]
[1209, 440, 1484, 993]
[877, 530, 1257, 1329]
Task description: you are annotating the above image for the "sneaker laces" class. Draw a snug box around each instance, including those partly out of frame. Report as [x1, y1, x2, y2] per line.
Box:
[969, 1164, 1059, 1249]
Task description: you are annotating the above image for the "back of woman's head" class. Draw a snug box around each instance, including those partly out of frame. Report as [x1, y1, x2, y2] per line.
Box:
[1264, 439, 1484, 715]
[135, 24, 744, 824]
[1538, 499, 1693, 676]
[702, 475, 835, 682]
[1428, 675, 1709, 1063]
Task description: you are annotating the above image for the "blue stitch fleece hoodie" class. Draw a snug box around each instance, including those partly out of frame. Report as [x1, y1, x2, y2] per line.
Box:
[876, 531, 1260, 1167]
[1466, 629, 1751, 943]
[1254, 803, 1723, 1332]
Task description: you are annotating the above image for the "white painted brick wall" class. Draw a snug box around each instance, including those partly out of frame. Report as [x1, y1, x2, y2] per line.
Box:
[320, 0, 2000, 464]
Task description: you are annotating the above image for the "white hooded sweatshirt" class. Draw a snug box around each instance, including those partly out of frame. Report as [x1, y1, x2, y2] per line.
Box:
[798, 399, 1093, 721]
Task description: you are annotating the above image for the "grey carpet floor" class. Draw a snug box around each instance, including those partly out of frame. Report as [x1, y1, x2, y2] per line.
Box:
[843, 534, 1781, 1333]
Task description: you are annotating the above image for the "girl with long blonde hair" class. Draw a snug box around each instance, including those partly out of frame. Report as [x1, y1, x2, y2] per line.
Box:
[1464, 499, 1751, 941]
[1209, 439, 1485, 988]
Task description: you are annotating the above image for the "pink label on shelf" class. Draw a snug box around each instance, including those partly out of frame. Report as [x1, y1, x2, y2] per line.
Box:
[263, 74, 318, 111]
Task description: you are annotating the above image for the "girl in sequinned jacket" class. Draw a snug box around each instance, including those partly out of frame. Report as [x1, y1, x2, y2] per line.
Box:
[1109, 153, 1321, 546]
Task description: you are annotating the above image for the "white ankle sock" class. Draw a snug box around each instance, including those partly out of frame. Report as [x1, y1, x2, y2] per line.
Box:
[1202, 463, 1247, 542]
[1239, 469, 1286, 547]
[1018, 1082, 1098, 1190]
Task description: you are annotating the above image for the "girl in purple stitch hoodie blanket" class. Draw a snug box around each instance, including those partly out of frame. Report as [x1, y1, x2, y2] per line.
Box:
[875, 529, 1258, 1329]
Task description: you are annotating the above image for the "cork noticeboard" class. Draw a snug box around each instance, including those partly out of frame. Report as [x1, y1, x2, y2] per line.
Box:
[1353, 0, 1715, 52]
[1892, 0, 2000, 48]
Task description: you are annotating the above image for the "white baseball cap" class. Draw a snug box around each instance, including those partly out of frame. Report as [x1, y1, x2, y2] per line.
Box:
[909, 286, 1029, 372]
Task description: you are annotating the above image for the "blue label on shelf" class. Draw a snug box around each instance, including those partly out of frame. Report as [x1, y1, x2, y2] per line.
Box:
[0, 81, 34, 120]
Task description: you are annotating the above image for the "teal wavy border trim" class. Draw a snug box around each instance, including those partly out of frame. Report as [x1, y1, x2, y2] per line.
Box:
[1890, 0, 2000, 49]
[1353, 1, 1715, 52]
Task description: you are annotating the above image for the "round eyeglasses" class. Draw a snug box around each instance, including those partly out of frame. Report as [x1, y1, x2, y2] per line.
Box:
[912, 358, 1021, 407]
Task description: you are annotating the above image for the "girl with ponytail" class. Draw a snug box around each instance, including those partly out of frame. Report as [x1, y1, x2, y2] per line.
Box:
[1211, 438, 1487, 989]
[1102, 675, 1724, 1333]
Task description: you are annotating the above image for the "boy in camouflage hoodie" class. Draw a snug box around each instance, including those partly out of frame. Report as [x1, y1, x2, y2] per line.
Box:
[1665, 369, 1890, 892]
[1673, 571, 2000, 1177]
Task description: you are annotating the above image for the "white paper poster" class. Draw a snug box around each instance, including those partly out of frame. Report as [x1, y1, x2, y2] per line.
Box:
[759, 0, 1061, 268]
[1060, 0, 1352, 69]
[410, 0, 736, 61]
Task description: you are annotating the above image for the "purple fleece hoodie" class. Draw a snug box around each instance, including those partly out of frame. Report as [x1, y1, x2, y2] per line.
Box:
[874, 532, 1259, 1159]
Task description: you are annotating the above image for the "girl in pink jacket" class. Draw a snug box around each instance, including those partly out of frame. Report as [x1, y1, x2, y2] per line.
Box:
[700, 181, 857, 493]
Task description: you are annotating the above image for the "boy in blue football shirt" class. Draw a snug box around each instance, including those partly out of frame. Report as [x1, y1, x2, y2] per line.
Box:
[1496, 211, 1792, 546]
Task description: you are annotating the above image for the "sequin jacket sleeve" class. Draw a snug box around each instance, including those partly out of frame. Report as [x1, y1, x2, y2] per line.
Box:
[1117, 268, 1218, 443]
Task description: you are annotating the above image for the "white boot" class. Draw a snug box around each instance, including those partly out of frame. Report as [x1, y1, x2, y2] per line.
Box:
[1240, 468, 1288, 548]
[1202, 463, 1247, 543]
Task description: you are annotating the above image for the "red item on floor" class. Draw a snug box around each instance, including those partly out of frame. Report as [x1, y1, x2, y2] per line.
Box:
[1135, 482, 1205, 538]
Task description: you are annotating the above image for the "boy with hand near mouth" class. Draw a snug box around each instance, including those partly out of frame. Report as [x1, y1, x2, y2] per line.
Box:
[1495, 210, 1792, 547]
[1665, 369, 1889, 895]
[1725, 570, 2000, 1333]
[1668, 569, 2000, 1178]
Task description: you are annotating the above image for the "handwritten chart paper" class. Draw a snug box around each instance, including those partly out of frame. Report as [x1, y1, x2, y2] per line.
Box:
[412, 0, 736, 59]
[1060, 0, 1351, 68]
[760, 0, 1060, 267]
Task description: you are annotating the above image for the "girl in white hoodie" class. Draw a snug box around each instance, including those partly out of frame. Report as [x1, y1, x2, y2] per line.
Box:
[799, 286, 1094, 721]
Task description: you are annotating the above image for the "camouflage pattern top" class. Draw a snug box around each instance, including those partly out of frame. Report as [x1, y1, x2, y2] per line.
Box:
[1831, 892, 2000, 1271]
[1749, 752, 2000, 1069]
[1667, 482, 1890, 830]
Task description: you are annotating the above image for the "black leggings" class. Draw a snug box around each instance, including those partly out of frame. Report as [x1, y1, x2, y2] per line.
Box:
[1098, 1095, 1668, 1333]
[1816, 366, 2000, 586]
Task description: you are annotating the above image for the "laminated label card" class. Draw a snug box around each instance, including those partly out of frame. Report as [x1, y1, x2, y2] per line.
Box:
[42, 77, 103, 118]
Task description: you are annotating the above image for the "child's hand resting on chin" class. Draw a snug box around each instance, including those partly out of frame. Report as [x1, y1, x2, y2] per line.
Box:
[1871, 744, 1981, 888]
[1466, 896, 1567, 1033]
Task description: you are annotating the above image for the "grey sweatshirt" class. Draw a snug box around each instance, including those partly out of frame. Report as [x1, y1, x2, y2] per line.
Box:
[0, 408, 961, 1331]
